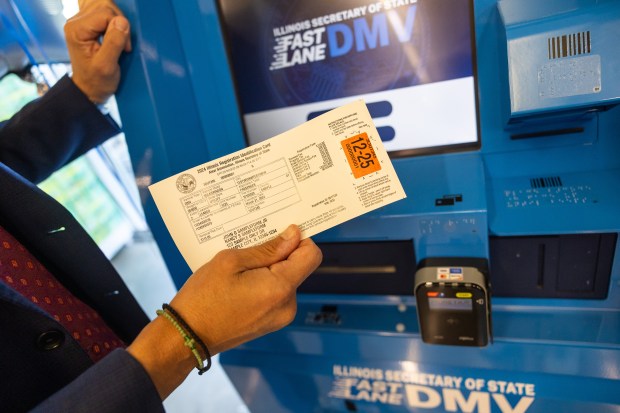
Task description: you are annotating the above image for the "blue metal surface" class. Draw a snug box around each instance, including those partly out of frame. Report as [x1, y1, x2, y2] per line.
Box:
[221, 330, 620, 412]
[114, 0, 246, 286]
[0, 0, 69, 77]
[110, 0, 620, 411]
[498, 0, 620, 120]
[315, 153, 489, 261]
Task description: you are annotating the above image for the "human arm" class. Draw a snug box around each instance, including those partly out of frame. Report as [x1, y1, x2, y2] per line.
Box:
[28, 350, 164, 413]
[5, 0, 322, 407]
[127, 224, 322, 399]
[0, 76, 120, 183]
[0, 0, 129, 183]
[65, 0, 131, 104]
[30, 225, 321, 410]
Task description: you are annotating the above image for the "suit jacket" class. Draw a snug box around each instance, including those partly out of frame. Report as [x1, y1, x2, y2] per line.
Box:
[0, 76, 164, 412]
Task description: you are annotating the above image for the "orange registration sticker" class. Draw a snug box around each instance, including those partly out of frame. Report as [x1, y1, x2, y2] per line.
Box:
[340, 132, 381, 178]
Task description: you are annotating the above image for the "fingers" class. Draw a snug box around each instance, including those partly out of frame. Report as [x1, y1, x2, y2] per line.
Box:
[64, 1, 130, 104]
[66, 4, 130, 51]
[98, 16, 131, 62]
[167, 228, 321, 358]
[214, 225, 322, 288]
[268, 294, 298, 331]
[65, 4, 119, 43]
[222, 225, 302, 271]
[269, 238, 323, 288]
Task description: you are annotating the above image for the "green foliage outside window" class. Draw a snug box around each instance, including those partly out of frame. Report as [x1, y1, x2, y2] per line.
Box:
[0, 74, 38, 122]
[38, 156, 128, 245]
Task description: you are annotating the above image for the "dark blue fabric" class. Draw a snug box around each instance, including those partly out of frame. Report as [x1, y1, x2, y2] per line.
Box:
[31, 349, 164, 413]
[0, 76, 163, 412]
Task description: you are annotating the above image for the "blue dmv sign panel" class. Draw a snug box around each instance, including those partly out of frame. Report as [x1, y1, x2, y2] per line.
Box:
[329, 364, 535, 412]
[221, 334, 620, 413]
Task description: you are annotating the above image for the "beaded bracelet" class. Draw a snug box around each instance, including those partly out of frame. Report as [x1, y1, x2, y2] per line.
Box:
[162, 304, 212, 374]
[157, 303, 212, 375]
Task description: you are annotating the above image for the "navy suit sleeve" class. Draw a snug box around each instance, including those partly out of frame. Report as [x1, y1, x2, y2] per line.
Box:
[0, 78, 162, 410]
[0, 75, 121, 183]
[30, 350, 164, 413]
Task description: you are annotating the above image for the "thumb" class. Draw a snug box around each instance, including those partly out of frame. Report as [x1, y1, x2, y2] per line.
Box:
[98, 16, 131, 63]
[233, 225, 301, 271]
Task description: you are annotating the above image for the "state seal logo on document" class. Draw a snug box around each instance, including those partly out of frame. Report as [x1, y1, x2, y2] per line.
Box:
[176, 173, 196, 194]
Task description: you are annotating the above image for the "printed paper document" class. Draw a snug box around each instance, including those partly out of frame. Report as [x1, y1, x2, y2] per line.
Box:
[149, 100, 406, 271]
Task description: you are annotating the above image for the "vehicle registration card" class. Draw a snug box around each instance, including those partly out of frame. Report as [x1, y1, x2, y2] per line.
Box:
[149, 100, 406, 271]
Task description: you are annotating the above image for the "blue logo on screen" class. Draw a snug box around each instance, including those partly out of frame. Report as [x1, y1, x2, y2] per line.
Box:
[327, 7, 417, 58]
[270, 6, 417, 70]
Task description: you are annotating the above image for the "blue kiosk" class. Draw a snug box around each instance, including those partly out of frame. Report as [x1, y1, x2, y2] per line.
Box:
[114, 0, 620, 411]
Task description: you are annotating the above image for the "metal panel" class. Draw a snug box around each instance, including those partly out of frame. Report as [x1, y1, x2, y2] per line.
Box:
[110, 0, 620, 411]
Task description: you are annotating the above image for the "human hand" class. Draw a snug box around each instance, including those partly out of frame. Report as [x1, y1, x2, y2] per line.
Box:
[171, 224, 323, 354]
[64, 0, 131, 104]
[128, 224, 322, 398]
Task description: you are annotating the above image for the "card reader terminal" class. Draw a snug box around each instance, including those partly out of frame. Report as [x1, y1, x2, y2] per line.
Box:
[415, 260, 491, 347]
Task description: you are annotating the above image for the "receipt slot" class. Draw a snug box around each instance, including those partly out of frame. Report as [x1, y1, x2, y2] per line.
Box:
[415, 259, 491, 347]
